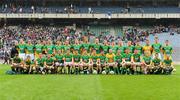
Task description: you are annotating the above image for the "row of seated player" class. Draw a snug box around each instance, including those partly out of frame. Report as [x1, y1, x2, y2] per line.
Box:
[1, 7, 180, 13]
[9, 38, 174, 75]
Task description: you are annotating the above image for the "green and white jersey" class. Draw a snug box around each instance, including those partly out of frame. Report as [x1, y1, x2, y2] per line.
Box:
[91, 55, 99, 63]
[73, 54, 81, 63]
[115, 54, 123, 63]
[26, 44, 34, 54]
[55, 55, 64, 62]
[64, 54, 73, 62]
[110, 45, 118, 53]
[25, 59, 32, 65]
[55, 45, 65, 52]
[99, 55, 106, 64]
[91, 43, 101, 53]
[45, 57, 54, 65]
[125, 45, 135, 53]
[82, 43, 90, 51]
[36, 58, 45, 66]
[163, 59, 172, 66]
[13, 57, 22, 63]
[35, 44, 43, 54]
[64, 45, 71, 51]
[46, 45, 55, 54]
[102, 45, 109, 54]
[17, 44, 25, 53]
[134, 45, 143, 54]
[72, 44, 82, 51]
[162, 45, 173, 55]
[117, 46, 125, 54]
[123, 53, 132, 62]
[152, 43, 162, 53]
[81, 55, 90, 63]
[152, 58, 161, 66]
[133, 53, 141, 62]
[143, 56, 152, 65]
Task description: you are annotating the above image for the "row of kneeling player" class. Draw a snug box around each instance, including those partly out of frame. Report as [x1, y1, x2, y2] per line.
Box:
[11, 50, 175, 75]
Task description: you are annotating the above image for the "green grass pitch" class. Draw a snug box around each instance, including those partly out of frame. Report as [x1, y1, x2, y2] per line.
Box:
[0, 64, 180, 100]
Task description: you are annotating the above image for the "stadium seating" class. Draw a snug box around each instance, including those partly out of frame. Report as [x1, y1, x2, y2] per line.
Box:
[1, 6, 180, 13]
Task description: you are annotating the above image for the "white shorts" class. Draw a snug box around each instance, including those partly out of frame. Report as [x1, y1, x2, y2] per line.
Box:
[133, 62, 142, 66]
[107, 63, 115, 66]
[64, 62, 72, 66]
[152, 53, 162, 60]
[26, 54, 35, 60]
[19, 53, 26, 60]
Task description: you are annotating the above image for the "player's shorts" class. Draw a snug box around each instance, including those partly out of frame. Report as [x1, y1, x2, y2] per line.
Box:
[74, 62, 80, 67]
[64, 62, 72, 66]
[19, 53, 26, 60]
[26, 54, 35, 60]
[107, 62, 115, 66]
[152, 53, 162, 60]
[124, 62, 132, 65]
[133, 62, 142, 66]
[82, 62, 89, 66]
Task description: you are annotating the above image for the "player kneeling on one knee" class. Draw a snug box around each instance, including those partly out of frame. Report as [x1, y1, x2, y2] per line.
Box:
[54, 51, 64, 74]
[132, 49, 143, 74]
[152, 53, 163, 74]
[35, 53, 46, 74]
[114, 50, 123, 74]
[162, 55, 174, 75]
[141, 51, 152, 74]
[44, 54, 55, 74]
[23, 56, 32, 74]
[73, 50, 82, 74]
[11, 54, 23, 73]
[122, 48, 133, 74]
[106, 49, 116, 74]
[63, 49, 73, 74]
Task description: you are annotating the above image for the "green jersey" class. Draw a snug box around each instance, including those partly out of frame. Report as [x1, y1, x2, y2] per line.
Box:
[64, 45, 71, 51]
[152, 43, 162, 53]
[152, 58, 161, 66]
[55, 55, 64, 62]
[134, 45, 143, 54]
[17, 44, 25, 53]
[46, 45, 55, 54]
[162, 45, 173, 55]
[82, 43, 90, 51]
[72, 44, 82, 51]
[143, 56, 152, 65]
[99, 55, 106, 63]
[35, 44, 43, 54]
[36, 58, 45, 66]
[25, 59, 31, 65]
[92, 44, 101, 53]
[73, 54, 81, 62]
[163, 59, 172, 66]
[13, 57, 22, 63]
[133, 53, 141, 62]
[115, 54, 123, 63]
[91, 55, 99, 63]
[110, 45, 118, 53]
[125, 46, 134, 53]
[82, 55, 90, 63]
[123, 53, 132, 62]
[55, 45, 65, 51]
[102, 45, 109, 54]
[26, 44, 34, 54]
[45, 58, 54, 65]
[117, 46, 125, 54]
[64, 54, 73, 62]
